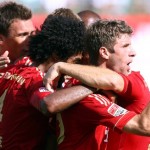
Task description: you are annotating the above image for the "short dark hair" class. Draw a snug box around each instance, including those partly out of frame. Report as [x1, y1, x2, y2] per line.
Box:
[28, 15, 86, 65]
[0, 1, 32, 36]
[52, 8, 81, 21]
[78, 10, 101, 27]
[85, 19, 133, 65]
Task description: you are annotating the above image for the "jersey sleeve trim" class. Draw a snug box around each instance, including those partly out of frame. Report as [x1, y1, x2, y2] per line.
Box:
[113, 111, 136, 131]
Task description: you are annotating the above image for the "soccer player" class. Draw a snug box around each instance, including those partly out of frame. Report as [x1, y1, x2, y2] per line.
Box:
[43, 19, 150, 149]
[44, 64, 150, 150]
[77, 10, 107, 148]
[78, 10, 101, 65]
[0, 1, 35, 70]
[0, 14, 90, 149]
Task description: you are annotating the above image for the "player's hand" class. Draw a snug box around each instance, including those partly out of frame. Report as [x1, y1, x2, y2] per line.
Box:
[43, 63, 62, 91]
[0, 51, 10, 69]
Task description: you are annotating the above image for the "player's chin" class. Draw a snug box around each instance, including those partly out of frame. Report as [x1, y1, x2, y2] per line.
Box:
[126, 69, 131, 75]
[121, 68, 130, 75]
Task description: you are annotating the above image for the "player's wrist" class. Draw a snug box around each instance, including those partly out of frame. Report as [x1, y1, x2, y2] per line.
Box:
[56, 62, 67, 74]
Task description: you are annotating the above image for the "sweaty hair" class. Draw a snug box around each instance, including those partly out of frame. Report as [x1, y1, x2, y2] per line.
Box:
[51, 8, 81, 21]
[85, 19, 133, 65]
[28, 15, 86, 65]
[0, 1, 32, 36]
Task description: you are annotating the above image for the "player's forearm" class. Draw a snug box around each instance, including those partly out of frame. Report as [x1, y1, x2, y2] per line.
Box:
[123, 102, 150, 136]
[43, 85, 96, 114]
[57, 62, 124, 92]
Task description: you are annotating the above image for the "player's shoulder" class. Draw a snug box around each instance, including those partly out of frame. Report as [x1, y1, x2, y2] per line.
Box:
[2, 65, 43, 85]
[130, 71, 141, 76]
[15, 56, 32, 67]
[19, 67, 44, 81]
[128, 71, 146, 82]
[120, 71, 143, 81]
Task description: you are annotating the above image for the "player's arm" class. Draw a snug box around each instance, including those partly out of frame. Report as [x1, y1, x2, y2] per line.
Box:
[43, 85, 96, 114]
[123, 102, 150, 136]
[43, 62, 124, 93]
[31, 85, 96, 116]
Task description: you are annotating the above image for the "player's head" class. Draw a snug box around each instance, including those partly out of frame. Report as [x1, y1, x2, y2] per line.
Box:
[51, 8, 81, 21]
[85, 19, 136, 75]
[28, 15, 86, 68]
[78, 10, 101, 27]
[0, 1, 35, 63]
[78, 10, 100, 65]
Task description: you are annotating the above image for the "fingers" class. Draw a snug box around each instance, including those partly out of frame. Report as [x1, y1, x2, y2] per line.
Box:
[43, 73, 59, 91]
[2, 51, 9, 57]
[43, 76, 52, 91]
[43, 63, 62, 90]
[45, 83, 53, 91]
[0, 58, 10, 64]
[0, 64, 8, 69]
[43, 78, 54, 91]
[0, 51, 10, 69]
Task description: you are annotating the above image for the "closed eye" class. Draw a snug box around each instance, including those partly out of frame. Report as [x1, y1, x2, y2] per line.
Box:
[123, 43, 130, 48]
[17, 32, 30, 37]
[73, 58, 82, 64]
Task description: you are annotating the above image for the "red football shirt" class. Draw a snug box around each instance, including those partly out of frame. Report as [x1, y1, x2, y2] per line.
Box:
[106, 71, 150, 150]
[0, 61, 52, 149]
[56, 92, 136, 150]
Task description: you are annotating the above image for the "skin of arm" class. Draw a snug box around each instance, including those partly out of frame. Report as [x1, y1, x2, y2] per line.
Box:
[123, 102, 150, 136]
[43, 62, 124, 93]
[40, 85, 96, 115]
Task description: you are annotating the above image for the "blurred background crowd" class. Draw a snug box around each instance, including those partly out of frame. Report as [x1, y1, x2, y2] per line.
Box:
[1, 0, 150, 87]
[2, 0, 150, 15]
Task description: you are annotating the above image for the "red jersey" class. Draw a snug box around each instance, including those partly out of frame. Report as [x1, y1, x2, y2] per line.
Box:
[0, 57, 32, 79]
[56, 92, 136, 150]
[0, 59, 53, 150]
[106, 71, 150, 150]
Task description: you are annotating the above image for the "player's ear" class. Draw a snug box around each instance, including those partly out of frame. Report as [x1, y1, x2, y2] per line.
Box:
[99, 47, 110, 60]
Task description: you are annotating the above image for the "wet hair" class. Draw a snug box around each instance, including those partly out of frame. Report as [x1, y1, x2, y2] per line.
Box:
[0, 1, 32, 36]
[28, 15, 86, 65]
[85, 19, 133, 65]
